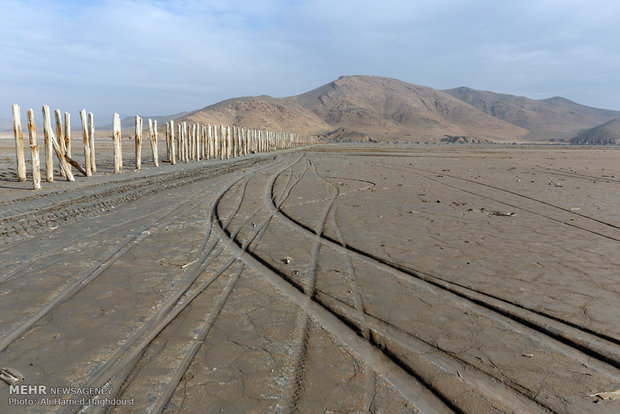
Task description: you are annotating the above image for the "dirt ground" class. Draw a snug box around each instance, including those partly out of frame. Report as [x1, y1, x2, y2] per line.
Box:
[0, 139, 619, 413]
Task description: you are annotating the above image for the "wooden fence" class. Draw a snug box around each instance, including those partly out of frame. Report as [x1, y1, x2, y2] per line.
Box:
[10, 104, 308, 190]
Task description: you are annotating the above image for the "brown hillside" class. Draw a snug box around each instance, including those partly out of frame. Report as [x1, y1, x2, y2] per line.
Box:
[570, 118, 620, 145]
[444, 87, 620, 141]
[289, 75, 528, 141]
[177, 96, 329, 136]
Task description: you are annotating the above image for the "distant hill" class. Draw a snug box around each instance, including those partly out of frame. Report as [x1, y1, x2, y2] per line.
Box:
[176, 96, 329, 136]
[569, 118, 620, 145]
[318, 127, 375, 143]
[440, 135, 493, 144]
[443, 87, 620, 141]
[289, 75, 528, 142]
[173, 75, 620, 143]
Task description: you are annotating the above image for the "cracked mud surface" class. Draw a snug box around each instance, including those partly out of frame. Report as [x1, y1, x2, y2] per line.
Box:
[0, 143, 619, 413]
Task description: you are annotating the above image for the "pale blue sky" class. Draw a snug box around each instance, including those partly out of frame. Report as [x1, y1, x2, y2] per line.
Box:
[2, 0, 619, 120]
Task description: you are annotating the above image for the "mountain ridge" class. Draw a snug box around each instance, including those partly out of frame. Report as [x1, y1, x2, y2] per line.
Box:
[8, 75, 618, 144]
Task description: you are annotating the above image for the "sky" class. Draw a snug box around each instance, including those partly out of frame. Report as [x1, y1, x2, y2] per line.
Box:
[2, 0, 620, 122]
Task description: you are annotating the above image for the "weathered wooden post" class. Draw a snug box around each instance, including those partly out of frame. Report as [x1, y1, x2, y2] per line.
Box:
[231, 127, 236, 158]
[135, 115, 142, 169]
[226, 125, 232, 159]
[214, 125, 218, 159]
[169, 120, 176, 165]
[11, 104, 26, 182]
[148, 118, 159, 167]
[185, 122, 190, 163]
[64, 112, 71, 161]
[54, 110, 66, 177]
[113, 113, 122, 173]
[206, 124, 212, 160]
[27, 109, 41, 190]
[79, 109, 92, 176]
[220, 124, 224, 159]
[88, 112, 96, 173]
[191, 123, 197, 160]
[177, 123, 182, 162]
[165, 122, 170, 162]
[202, 125, 207, 159]
[42, 105, 54, 182]
[179, 122, 184, 162]
[200, 125, 205, 160]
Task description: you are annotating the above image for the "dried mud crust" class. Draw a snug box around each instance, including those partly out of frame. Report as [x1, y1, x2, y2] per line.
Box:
[0, 157, 273, 243]
[1, 145, 619, 414]
[213, 151, 620, 413]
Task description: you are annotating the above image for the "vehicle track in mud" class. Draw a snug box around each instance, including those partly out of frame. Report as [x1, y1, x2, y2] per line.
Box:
[0, 157, 271, 244]
[211, 152, 620, 413]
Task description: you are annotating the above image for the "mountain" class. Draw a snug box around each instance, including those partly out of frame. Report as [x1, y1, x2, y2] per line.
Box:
[443, 87, 620, 141]
[96, 75, 620, 143]
[289, 75, 528, 141]
[569, 118, 620, 145]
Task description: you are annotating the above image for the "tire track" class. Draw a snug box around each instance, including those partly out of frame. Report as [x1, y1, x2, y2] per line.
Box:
[211, 210, 452, 414]
[68, 157, 301, 413]
[371, 161, 620, 238]
[269, 159, 549, 412]
[266, 174, 620, 368]
[256, 158, 620, 412]
[0, 185, 218, 353]
[0, 157, 270, 245]
[82, 156, 306, 413]
[359, 160, 620, 346]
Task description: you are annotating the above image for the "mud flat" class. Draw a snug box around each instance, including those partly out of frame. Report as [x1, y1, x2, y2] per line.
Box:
[0, 142, 619, 413]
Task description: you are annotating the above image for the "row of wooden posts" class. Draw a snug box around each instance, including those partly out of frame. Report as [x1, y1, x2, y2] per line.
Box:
[11, 104, 304, 190]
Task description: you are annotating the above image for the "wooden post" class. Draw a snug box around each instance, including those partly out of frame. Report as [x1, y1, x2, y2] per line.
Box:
[11, 104, 26, 182]
[200, 125, 205, 160]
[135, 116, 142, 169]
[179, 123, 184, 162]
[42, 105, 54, 182]
[113, 113, 122, 173]
[54, 110, 66, 177]
[165, 122, 169, 162]
[203, 125, 208, 159]
[88, 112, 96, 173]
[64, 112, 71, 161]
[169, 120, 176, 165]
[226, 126, 231, 159]
[148, 119, 159, 167]
[191, 123, 197, 160]
[183, 122, 189, 163]
[154, 120, 159, 166]
[206, 124, 212, 160]
[231, 127, 236, 158]
[216, 125, 222, 159]
[27, 109, 41, 190]
[79, 109, 92, 176]
[177, 124, 182, 162]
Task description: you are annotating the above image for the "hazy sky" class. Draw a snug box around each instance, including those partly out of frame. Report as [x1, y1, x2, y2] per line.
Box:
[2, 0, 619, 120]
